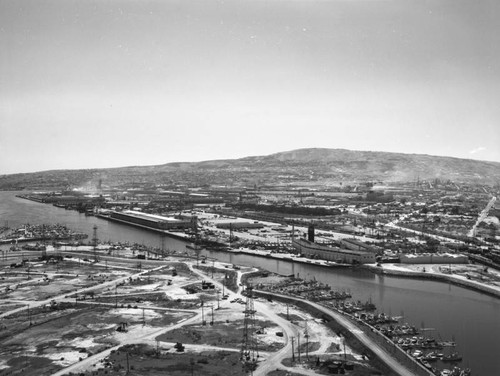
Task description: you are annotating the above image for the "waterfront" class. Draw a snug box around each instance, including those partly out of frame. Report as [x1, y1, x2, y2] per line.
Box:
[1, 191, 499, 375]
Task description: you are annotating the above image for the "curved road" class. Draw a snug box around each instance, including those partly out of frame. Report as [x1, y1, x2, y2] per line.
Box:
[255, 290, 425, 376]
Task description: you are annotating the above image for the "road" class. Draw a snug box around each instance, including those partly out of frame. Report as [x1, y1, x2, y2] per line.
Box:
[468, 196, 497, 237]
[3, 252, 427, 376]
[49, 312, 202, 376]
[0, 264, 169, 319]
[255, 290, 425, 376]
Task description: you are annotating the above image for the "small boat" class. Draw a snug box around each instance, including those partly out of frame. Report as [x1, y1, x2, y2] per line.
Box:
[420, 359, 432, 369]
[411, 349, 423, 358]
[439, 340, 457, 347]
[422, 352, 439, 361]
[441, 352, 462, 362]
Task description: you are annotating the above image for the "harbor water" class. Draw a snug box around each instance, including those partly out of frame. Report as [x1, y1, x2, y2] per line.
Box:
[0, 191, 499, 375]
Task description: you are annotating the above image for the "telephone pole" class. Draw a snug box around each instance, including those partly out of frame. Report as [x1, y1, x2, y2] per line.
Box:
[297, 333, 301, 362]
[304, 321, 310, 360]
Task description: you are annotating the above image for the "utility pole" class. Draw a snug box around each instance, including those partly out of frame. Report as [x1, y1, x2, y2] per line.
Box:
[304, 321, 310, 360]
[229, 223, 233, 245]
[210, 305, 214, 326]
[92, 225, 98, 262]
[343, 337, 346, 361]
[216, 290, 220, 309]
[291, 337, 295, 362]
[201, 299, 206, 325]
[297, 333, 301, 362]
[160, 233, 166, 256]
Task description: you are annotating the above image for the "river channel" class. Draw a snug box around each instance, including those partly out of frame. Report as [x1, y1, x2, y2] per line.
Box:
[0, 191, 499, 375]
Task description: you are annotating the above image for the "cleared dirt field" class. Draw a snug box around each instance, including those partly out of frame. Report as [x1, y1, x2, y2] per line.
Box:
[0, 304, 191, 376]
[0, 249, 380, 376]
[65, 344, 249, 376]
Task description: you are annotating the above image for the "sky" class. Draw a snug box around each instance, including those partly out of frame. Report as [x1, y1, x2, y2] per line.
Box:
[1, 0, 499, 174]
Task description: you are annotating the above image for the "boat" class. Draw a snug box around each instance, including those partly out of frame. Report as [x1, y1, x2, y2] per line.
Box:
[441, 352, 462, 362]
[420, 359, 432, 369]
[186, 243, 202, 251]
[438, 340, 457, 347]
[22, 243, 47, 251]
[422, 352, 439, 361]
[411, 349, 423, 358]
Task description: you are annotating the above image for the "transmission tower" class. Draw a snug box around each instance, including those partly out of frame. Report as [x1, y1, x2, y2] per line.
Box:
[241, 285, 258, 373]
[92, 225, 99, 262]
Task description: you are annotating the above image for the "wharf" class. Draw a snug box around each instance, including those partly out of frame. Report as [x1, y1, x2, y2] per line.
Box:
[95, 213, 192, 242]
[217, 246, 352, 270]
[0, 236, 48, 245]
[364, 264, 500, 299]
[97, 212, 353, 269]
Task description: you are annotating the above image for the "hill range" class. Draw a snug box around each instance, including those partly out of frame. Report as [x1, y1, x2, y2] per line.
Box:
[1, 148, 499, 190]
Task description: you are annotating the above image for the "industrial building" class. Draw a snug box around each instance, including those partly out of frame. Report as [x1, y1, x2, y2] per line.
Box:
[292, 225, 376, 264]
[109, 210, 195, 231]
[215, 222, 264, 230]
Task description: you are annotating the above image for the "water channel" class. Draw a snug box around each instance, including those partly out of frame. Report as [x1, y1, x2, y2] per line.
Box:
[0, 191, 498, 375]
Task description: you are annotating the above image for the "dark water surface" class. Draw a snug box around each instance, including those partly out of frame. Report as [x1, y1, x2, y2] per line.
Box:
[1, 191, 499, 375]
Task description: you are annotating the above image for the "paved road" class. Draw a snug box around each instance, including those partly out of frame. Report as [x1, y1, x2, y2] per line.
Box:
[7, 256, 425, 376]
[49, 312, 201, 376]
[256, 290, 425, 376]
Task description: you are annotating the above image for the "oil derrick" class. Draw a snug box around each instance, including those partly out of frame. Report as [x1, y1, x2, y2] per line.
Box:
[241, 285, 258, 373]
[92, 225, 99, 262]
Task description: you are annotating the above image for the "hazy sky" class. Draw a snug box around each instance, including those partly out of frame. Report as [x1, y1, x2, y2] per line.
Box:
[1, 0, 499, 174]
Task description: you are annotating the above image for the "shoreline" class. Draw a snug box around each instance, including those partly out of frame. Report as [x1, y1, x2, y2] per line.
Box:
[253, 289, 432, 376]
[216, 246, 353, 269]
[364, 264, 500, 299]
[209, 246, 500, 299]
[12, 196, 500, 300]
[95, 213, 193, 242]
